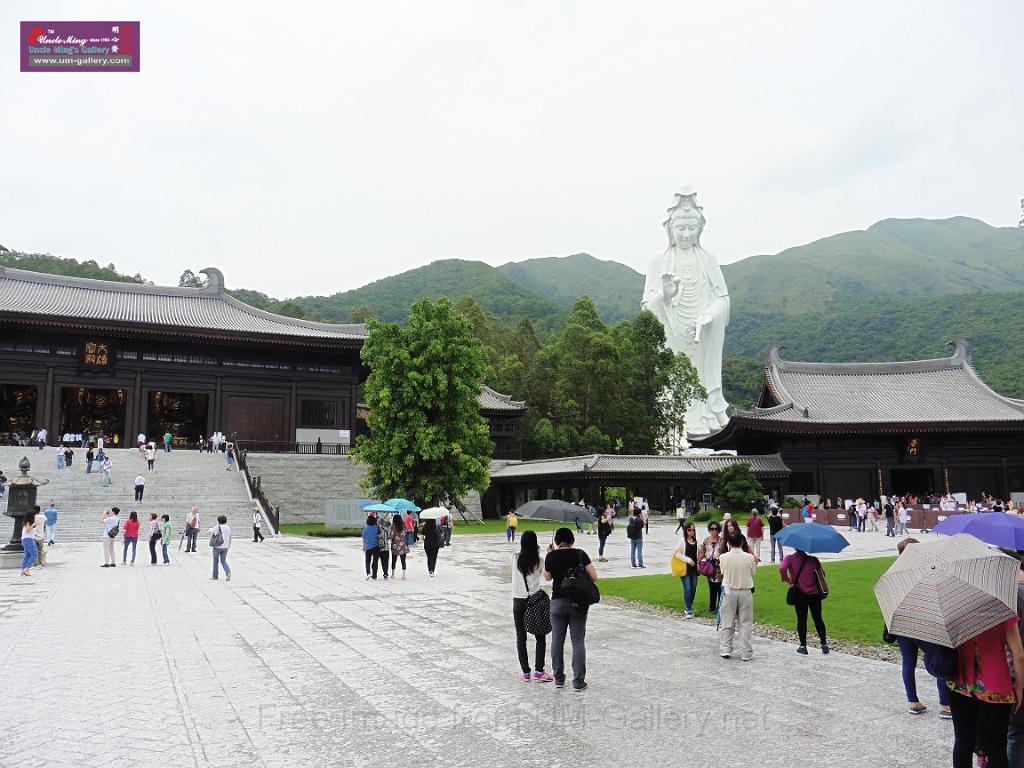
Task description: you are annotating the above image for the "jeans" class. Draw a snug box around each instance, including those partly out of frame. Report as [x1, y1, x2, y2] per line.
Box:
[212, 548, 230, 579]
[793, 591, 827, 646]
[185, 527, 198, 552]
[680, 571, 698, 613]
[165, 441, 172, 453]
[896, 635, 949, 705]
[147, 459, 155, 470]
[57, 456, 65, 469]
[161, 542, 170, 564]
[443, 526, 452, 546]
[507, 526, 516, 543]
[949, 690, 1011, 768]
[513, 597, 547, 675]
[550, 598, 587, 686]
[101, 470, 111, 487]
[44, 523, 55, 543]
[21, 538, 38, 570]
[598, 534, 608, 557]
[885, 517, 895, 537]
[719, 588, 754, 659]
[148, 534, 160, 564]
[857, 516, 866, 532]
[769, 535, 784, 562]
[630, 538, 644, 567]
[86, 459, 93, 473]
[122, 537, 138, 564]
[406, 531, 414, 548]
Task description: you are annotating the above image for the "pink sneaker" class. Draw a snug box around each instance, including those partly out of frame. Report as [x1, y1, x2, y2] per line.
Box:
[533, 672, 554, 683]
[521, 673, 531, 681]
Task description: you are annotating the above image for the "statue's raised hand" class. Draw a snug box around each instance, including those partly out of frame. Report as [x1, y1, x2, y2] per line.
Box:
[661, 273, 679, 301]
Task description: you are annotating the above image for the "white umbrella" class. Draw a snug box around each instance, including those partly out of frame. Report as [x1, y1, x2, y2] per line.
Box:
[418, 507, 449, 520]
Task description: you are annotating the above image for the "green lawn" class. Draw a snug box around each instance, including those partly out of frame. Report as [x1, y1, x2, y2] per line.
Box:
[600, 555, 896, 645]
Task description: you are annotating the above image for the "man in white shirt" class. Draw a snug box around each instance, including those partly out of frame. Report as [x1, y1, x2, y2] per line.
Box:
[134, 474, 146, 502]
[719, 532, 758, 661]
[252, 506, 265, 542]
[101, 508, 120, 567]
[184, 507, 200, 553]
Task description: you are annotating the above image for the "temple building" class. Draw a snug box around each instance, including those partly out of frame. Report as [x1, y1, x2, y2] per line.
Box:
[696, 341, 1024, 502]
[0, 266, 367, 446]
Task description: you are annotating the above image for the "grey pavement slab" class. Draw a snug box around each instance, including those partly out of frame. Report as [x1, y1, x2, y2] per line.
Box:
[0, 528, 949, 767]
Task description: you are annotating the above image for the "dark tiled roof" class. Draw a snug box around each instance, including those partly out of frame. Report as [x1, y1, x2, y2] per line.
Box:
[736, 341, 1024, 425]
[478, 384, 526, 413]
[490, 453, 790, 480]
[0, 266, 367, 343]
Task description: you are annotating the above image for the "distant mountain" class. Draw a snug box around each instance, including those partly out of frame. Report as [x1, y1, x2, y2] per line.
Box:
[0, 250, 144, 283]
[723, 217, 1024, 312]
[498, 253, 644, 323]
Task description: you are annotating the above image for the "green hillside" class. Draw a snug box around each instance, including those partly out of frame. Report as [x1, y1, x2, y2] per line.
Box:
[723, 217, 1024, 312]
[0, 250, 145, 283]
[497, 252, 643, 323]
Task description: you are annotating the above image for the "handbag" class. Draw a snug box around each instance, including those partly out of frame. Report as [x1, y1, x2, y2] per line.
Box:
[815, 565, 830, 600]
[107, 523, 119, 539]
[562, 551, 600, 609]
[785, 554, 811, 605]
[522, 572, 551, 636]
[921, 640, 959, 679]
[697, 557, 715, 577]
[671, 549, 689, 577]
[209, 525, 224, 548]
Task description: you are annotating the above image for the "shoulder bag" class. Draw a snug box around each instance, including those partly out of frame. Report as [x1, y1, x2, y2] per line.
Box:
[522, 570, 551, 636]
[209, 524, 224, 548]
[785, 554, 811, 605]
[815, 560, 829, 600]
[107, 523, 119, 539]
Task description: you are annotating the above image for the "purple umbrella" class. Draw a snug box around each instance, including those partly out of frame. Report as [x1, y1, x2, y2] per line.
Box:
[934, 513, 1024, 550]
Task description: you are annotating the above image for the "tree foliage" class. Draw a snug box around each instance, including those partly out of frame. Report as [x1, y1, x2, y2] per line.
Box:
[350, 297, 492, 507]
[711, 462, 765, 512]
[178, 269, 206, 288]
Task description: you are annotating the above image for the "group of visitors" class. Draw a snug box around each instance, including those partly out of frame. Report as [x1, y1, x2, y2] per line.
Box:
[197, 432, 229, 453]
[361, 510, 449, 579]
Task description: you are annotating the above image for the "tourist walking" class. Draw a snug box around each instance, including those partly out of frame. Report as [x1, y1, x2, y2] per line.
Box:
[897, 503, 910, 536]
[145, 443, 156, 470]
[101, 508, 120, 567]
[884, 500, 895, 537]
[698, 523, 724, 613]
[100, 455, 112, 487]
[506, 510, 518, 543]
[43, 502, 57, 545]
[209, 515, 232, 581]
[627, 507, 645, 568]
[86, 446, 95, 474]
[163, 431, 173, 453]
[147, 512, 161, 565]
[63, 446, 73, 467]
[641, 504, 650, 535]
[404, 511, 416, 549]
[56, 445, 65, 469]
[512, 530, 552, 682]
[780, 548, 830, 654]
[676, 522, 700, 618]
[184, 507, 200, 553]
[31, 506, 46, 567]
[596, 508, 612, 562]
[377, 516, 390, 580]
[160, 515, 172, 564]
[362, 515, 382, 580]
[422, 518, 441, 576]
[225, 446, 235, 470]
[21, 515, 38, 576]
[134, 473, 146, 502]
[441, 513, 453, 547]
[767, 506, 785, 563]
[543, 527, 598, 690]
[675, 504, 686, 534]
[252, 506, 265, 542]
[745, 508, 764, 561]
[719, 532, 758, 661]
[122, 511, 140, 565]
[390, 514, 409, 578]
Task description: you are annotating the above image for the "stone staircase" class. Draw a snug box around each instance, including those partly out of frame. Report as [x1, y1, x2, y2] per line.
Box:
[243, 453, 483, 524]
[0, 446, 256, 544]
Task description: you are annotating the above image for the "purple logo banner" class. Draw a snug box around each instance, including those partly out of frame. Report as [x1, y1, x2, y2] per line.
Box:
[21, 21, 140, 72]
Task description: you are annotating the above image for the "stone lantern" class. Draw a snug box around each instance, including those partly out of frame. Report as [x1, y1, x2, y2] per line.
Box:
[3, 457, 47, 552]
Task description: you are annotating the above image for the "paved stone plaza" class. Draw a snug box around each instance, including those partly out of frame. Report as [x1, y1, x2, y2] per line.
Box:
[1, 524, 948, 768]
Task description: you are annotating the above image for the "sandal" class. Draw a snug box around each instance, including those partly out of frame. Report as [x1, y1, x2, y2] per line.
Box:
[908, 705, 927, 715]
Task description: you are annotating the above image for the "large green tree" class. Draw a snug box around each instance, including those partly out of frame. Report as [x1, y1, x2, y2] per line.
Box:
[351, 297, 492, 507]
[711, 462, 765, 512]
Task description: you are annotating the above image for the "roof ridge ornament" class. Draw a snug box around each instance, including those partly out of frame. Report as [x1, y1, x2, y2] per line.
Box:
[947, 339, 972, 366]
[199, 267, 225, 294]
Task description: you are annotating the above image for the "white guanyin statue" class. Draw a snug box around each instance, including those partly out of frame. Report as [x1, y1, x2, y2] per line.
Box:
[641, 188, 730, 436]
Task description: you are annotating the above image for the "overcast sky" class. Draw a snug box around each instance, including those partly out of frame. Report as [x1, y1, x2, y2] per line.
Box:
[2, 1, 1021, 298]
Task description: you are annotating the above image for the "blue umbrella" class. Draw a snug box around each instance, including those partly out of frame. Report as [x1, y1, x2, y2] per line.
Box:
[774, 523, 850, 554]
[384, 498, 421, 513]
[934, 513, 1024, 550]
[364, 503, 398, 513]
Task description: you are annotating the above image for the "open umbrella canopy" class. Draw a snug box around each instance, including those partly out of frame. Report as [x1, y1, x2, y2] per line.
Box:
[874, 533, 1019, 648]
[384, 498, 421, 513]
[773, 522, 849, 554]
[418, 507, 448, 520]
[514, 499, 585, 522]
[934, 513, 1024, 550]
[364, 503, 398, 513]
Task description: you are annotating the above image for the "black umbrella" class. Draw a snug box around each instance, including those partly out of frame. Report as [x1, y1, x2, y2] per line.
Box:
[514, 499, 586, 522]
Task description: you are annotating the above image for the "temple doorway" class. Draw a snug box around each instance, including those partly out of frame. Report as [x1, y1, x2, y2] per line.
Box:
[60, 387, 127, 444]
[0, 383, 38, 436]
[889, 467, 936, 498]
[147, 391, 210, 444]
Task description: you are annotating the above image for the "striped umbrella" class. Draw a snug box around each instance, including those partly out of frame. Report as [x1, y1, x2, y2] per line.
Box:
[874, 534, 1019, 648]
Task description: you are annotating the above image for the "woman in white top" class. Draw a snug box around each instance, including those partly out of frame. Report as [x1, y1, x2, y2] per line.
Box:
[21, 516, 38, 576]
[512, 530, 552, 683]
[208, 515, 232, 581]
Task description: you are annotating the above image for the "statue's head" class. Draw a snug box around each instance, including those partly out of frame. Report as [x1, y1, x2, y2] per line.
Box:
[663, 190, 705, 249]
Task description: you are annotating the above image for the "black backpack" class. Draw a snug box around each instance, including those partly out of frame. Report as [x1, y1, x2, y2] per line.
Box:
[626, 517, 641, 539]
[562, 551, 600, 610]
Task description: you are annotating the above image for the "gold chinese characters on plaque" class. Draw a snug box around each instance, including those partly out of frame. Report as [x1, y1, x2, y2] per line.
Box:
[82, 341, 111, 368]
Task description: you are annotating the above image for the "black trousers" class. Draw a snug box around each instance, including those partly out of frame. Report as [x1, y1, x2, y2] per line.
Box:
[365, 547, 382, 577]
[794, 592, 828, 645]
[185, 527, 198, 552]
[148, 534, 159, 564]
[425, 546, 439, 573]
[391, 552, 407, 571]
[707, 579, 722, 611]
[949, 690, 1011, 768]
[512, 597, 547, 675]
[134, 485, 144, 501]
[253, 525, 264, 542]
